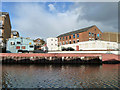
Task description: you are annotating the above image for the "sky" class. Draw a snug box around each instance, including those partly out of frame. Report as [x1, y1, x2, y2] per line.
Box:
[2, 2, 118, 40]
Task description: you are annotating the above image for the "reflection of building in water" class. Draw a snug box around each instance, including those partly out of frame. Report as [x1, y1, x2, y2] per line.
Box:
[11, 31, 19, 38]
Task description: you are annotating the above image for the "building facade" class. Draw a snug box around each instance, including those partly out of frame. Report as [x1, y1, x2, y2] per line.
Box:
[6, 37, 34, 53]
[60, 40, 119, 51]
[0, 12, 11, 45]
[11, 31, 19, 38]
[47, 37, 58, 51]
[33, 38, 45, 50]
[57, 25, 102, 46]
[102, 32, 120, 43]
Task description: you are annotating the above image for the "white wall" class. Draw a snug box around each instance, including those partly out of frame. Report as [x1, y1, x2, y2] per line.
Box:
[48, 51, 120, 55]
[59, 40, 119, 51]
[47, 37, 58, 51]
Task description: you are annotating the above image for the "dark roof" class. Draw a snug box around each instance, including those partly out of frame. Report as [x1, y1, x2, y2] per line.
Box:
[11, 31, 18, 33]
[0, 12, 9, 16]
[57, 25, 96, 37]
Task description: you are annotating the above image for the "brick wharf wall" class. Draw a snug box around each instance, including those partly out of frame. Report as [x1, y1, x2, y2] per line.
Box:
[58, 26, 103, 46]
[102, 32, 120, 43]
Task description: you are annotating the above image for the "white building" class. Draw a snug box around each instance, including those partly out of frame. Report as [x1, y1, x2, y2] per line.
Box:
[59, 40, 119, 51]
[47, 37, 58, 51]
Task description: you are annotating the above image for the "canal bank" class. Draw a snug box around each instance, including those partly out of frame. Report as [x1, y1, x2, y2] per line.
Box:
[0, 53, 120, 64]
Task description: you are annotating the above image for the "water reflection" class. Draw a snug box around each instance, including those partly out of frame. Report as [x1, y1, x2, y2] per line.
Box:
[2, 64, 119, 88]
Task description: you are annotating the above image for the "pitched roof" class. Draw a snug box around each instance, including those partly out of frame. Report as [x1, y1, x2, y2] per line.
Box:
[11, 31, 18, 33]
[57, 25, 96, 37]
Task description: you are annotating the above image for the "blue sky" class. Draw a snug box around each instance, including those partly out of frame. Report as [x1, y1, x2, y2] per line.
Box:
[1, 2, 118, 39]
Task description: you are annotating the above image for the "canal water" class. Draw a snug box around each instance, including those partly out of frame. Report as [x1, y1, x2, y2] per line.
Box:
[1, 64, 120, 88]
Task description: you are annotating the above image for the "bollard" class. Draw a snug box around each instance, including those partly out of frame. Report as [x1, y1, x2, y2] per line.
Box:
[99, 56, 102, 60]
[62, 57, 64, 61]
[81, 57, 84, 60]
[50, 57, 52, 60]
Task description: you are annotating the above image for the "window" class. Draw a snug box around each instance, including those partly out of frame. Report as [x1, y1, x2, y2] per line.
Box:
[89, 38, 91, 41]
[97, 34, 99, 37]
[11, 42, 15, 45]
[30, 45, 34, 48]
[17, 42, 21, 44]
[92, 38, 94, 41]
[13, 32, 17, 36]
[73, 40, 75, 43]
[69, 41, 71, 44]
[100, 34, 101, 37]
[16, 46, 20, 49]
[51, 39, 53, 41]
[77, 34, 79, 38]
[22, 46, 26, 49]
[66, 37, 67, 40]
[69, 36, 71, 39]
[0, 29, 2, 36]
[77, 39, 79, 42]
[63, 37, 64, 40]
[51, 44, 53, 45]
[92, 33, 94, 36]
[63, 41, 65, 45]
[73, 34, 75, 38]
[60, 38, 61, 40]
[59, 42, 61, 45]
[89, 32, 91, 36]
[66, 41, 68, 44]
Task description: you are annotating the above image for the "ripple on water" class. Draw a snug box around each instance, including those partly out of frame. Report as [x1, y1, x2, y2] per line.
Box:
[2, 64, 119, 88]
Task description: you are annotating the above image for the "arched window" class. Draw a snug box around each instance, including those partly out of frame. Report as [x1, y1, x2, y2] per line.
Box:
[97, 34, 99, 37]
[92, 33, 94, 36]
[77, 34, 79, 38]
[69, 36, 71, 39]
[89, 32, 91, 36]
[73, 34, 75, 38]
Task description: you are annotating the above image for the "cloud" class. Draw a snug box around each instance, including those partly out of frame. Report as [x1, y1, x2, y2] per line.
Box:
[11, 2, 118, 40]
[77, 2, 118, 31]
[48, 4, 56, 11]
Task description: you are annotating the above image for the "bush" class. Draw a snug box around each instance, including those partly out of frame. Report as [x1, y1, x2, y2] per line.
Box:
[66, 47, 75, 51]
[62, 47, 66, 51]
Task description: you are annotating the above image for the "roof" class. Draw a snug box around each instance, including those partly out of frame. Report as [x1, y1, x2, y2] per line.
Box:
[11, 31, 19, 33]
[57, 25, 96, 37]
[0, 12, 9, 16]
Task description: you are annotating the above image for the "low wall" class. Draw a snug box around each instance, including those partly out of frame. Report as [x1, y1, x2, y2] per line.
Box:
[0, 53, 119, 62]
[48, 51, 120, 55]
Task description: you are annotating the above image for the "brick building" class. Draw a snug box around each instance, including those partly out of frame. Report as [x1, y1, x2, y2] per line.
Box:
[102, 32, 120, 43]
[57, 25, 103, 46]
[33, 38, 46, 50]
[0, 12, 11, 52]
